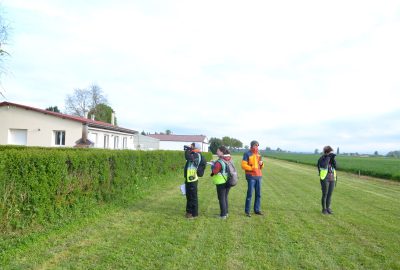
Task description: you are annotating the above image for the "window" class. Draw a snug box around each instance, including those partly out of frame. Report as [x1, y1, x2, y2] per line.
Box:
[54, 131, 65, 146]
[122, 137, 128, 149]
[114, 136, 119, 149]
[88, 132, 98, 147]
[104, 135, 109, 149]
[8, 129, 27, 145]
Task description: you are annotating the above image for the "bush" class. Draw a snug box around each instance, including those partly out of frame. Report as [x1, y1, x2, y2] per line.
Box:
[0, 147, 186, 232]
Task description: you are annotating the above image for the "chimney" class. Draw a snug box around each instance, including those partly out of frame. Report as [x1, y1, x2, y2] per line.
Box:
[82, 123, 88, 143]
[111, 111, 115, 125]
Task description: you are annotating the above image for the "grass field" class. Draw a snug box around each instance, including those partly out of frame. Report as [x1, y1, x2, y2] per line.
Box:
[1, 157, 399, 269]
[264, 152, 400, 180]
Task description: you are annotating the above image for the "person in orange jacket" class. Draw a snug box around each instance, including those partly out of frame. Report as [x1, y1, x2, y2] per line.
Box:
[242, 140, 264, 217]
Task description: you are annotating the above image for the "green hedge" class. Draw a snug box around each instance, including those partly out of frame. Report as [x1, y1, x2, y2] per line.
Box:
[0, 147, 212, 232]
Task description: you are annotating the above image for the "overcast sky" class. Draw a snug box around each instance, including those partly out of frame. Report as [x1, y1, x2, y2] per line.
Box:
[1, 0, 400, 154]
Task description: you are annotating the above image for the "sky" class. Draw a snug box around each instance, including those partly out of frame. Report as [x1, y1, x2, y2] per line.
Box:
[1, 0, 400, 154]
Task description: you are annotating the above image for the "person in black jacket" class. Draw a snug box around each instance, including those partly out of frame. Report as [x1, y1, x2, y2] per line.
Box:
[183, 143, 201, 219]
[317, 146, 337, 215]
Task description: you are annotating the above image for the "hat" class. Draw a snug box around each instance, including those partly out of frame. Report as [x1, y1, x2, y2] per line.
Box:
[194, 142, 201, 150]
[250, 140, 259, 147]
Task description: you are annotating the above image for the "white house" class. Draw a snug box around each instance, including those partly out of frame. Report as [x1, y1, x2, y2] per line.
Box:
[0, 101, 159, 150]
[147, 134, 209, 152]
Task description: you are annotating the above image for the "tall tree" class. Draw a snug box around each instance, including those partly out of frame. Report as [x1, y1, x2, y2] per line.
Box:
[88, 103, 116, 125]
[209, 137, 223, 154]
[0, 7, 10, 98]
[65, 84, 108, 117]
[166, 129, 172, 135]
[46, 106, 60, 113]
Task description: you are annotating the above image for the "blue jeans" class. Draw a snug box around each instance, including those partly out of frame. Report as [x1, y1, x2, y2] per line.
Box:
[245, 176, 262, 213]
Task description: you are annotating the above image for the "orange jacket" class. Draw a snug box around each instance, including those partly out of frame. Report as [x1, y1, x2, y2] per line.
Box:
[241, 150, 264, 177]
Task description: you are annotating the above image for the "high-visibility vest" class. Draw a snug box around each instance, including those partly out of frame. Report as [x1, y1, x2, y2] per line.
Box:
[319, 167, 337, 181]
[213, 160, 228, 185]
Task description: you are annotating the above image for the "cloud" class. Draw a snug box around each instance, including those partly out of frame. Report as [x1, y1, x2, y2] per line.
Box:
[2, 0, 400, 154]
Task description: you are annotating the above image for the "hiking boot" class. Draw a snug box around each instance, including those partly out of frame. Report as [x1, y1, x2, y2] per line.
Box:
[255, 211, 263, 215]
[245, 212, 251, 217]
[327, 208, 334, 214]
[322, 209, 329, 215]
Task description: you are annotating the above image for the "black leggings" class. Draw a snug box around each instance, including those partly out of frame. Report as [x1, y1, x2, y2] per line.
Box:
[320, 179, 335, 210]
[216, 184, 231, 216]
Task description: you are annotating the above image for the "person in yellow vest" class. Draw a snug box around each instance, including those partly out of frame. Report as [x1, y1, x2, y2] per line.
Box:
[317, 146, 337, 214]
[242, 140, 264, 217]
[184, 142, 201, 219]
[210, 146, 232, 219]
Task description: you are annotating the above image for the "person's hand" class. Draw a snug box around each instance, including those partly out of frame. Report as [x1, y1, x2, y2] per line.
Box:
[259, 160, 263, 166]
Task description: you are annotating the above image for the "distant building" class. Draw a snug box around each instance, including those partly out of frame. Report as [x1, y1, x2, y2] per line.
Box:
[148, 134, 208, 152]
[0, 101, 159, 150]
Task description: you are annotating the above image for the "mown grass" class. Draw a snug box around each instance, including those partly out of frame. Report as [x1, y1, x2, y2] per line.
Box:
[265, 152, 400, 180]
[1, 157, 399, 269]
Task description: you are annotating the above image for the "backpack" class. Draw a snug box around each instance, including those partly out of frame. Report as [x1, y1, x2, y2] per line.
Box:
[219, 160, 238, 187]
[319, 155, 334, 181]
[196, 153, 207, 177]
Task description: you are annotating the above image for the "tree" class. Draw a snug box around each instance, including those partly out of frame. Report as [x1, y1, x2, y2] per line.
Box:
[88, 103, 117, 125]
[374, 151, 379, 156]
[221, 136, 242, 149]
[46, 106, 60, 113]
[337, 147, 340, 155]
[314, 149, 319, 154]
[141, 130, 146, 135]
[65, 84, 108, 117]
[0, 8, 10, 98]
[165, 129, 172, 135]
[209, 137, 222, 154]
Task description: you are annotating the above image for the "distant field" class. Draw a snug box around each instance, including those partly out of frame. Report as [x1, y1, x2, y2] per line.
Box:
[262, 152, 400, 181]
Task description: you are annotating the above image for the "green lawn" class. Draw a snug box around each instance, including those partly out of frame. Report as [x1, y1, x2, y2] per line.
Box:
[1, 157, 399, 269]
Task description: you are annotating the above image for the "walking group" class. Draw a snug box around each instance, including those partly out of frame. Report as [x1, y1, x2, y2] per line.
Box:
[183, 141, 337, 219]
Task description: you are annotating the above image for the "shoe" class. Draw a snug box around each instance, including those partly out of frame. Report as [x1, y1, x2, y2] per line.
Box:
[322, 209, 328, 215]
[327, 208, 334, 214]
[218, 215, 227, 220]
[186, 213, 193, 219]
[254, 211, 263, 215]
[245, 212, 251, 217]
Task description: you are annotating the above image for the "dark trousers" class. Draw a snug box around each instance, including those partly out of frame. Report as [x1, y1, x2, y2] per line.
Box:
[216, 183, 231, 217]
[320, 179, 335, 210]
[185, 181, 198, 217]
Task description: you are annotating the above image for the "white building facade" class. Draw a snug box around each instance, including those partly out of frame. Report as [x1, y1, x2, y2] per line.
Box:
[0, 102, 159, 150]
[148, 134, 209, 152]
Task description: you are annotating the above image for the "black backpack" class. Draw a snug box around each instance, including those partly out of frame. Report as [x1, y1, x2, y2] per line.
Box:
[196, 153, 207, 177]
[219, 160, 238, 187]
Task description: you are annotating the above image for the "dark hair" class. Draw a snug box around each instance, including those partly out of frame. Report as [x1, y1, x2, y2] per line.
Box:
[218, 145, 230, 155]
[323, 146, 333, 154]
[250, 140, 259, 147]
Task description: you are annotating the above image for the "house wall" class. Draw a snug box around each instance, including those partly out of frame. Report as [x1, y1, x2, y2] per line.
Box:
[133, 134, 159, 150]
[88, 127, 136, 149]
[0, 105, 82, 147]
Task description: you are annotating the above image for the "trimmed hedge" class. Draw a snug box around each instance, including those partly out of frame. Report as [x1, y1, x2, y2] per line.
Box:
[0, 147, 212, 232]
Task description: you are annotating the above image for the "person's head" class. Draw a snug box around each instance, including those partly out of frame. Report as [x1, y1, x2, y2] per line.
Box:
[250, 140, 259, 150]
[217, 145, 230, 157]
[323, 145, 333, 154]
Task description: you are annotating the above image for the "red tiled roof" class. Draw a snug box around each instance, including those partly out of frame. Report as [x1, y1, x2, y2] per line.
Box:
[148, 134, 207, 143]
[0, 101, 137, 134]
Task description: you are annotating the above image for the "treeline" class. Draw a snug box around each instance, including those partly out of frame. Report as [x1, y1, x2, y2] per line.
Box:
[209, 136, 243, 154]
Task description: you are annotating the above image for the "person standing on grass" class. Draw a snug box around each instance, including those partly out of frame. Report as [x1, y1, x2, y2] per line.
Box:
[317, 145, 337, 215]
[184, 142, 201, 219]
[242, 140, 264, 217]
[210, 146, 232, 220]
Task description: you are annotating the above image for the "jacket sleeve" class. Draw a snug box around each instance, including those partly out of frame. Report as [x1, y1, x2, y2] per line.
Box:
[241, 153, 253, 171]
[212, 161, 222, 175]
